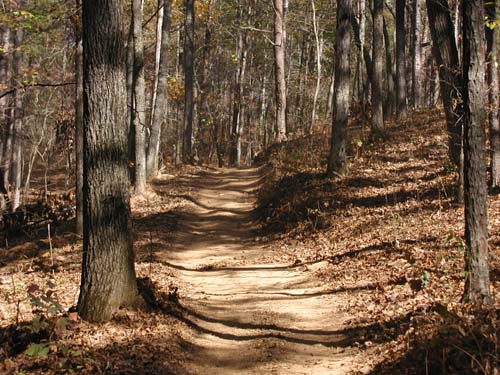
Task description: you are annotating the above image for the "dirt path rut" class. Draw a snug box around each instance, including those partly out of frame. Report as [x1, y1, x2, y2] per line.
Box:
[157, 168, 366, 374]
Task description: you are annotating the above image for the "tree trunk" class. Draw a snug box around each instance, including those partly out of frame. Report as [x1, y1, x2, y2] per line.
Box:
[486, 0, 500, 190]
[310, 0, 322, 131]
[78, 0, 139, 322]
[371, 0, 385, 136]
[147, 0, 172, 179]
[126, 21, 135, 182]
[273, 0, 287, 141]
[383, 18, 395, 119]
[426, 0, 463, 200]
[461, 0, 490, 304]
[10, 26, 24, 212]
[197, 1, 213, 166]
[132, 0, 147, 194]
[396, 0, 407, 119]
[230, 3, 249, 167]
[327, 0, 352, 177]
[0, 23, 10, 210]
[75, 10, 84, 235]
[183, 0, 195, 162]
[150, 0, 164, 123]
[411, 0, 423, 108]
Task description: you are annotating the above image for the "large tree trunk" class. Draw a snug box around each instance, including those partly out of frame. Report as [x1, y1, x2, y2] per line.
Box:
[147, 0, 172, 179]
[396, 0, 407, 119]
[327, 0, 352, 177]
[78, 0, 139, 322]
[273, 0, 287, 141]
[486, 0, 500, 190]
[461, 0, 490, 304]
[426, 0, 463, 200]
[371, 0, 385, 136]
[132, 0, 147, 194]
[183, 0, 195, 162]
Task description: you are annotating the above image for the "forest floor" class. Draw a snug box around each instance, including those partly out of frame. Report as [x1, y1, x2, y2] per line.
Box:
[0, 107, 499, 374]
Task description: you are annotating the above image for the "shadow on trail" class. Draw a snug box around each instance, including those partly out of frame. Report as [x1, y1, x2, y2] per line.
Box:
[137, 278, 414, 349]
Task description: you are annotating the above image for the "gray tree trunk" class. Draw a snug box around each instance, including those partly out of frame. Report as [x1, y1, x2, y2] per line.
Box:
[371, 0, 385, 136]
[327, 0, 352, 177]
[486, 0, 500, 190]
[0, 23, 10, 209]
[461, 0, 490, 304]
[383, 18, 395, 119]
[75, 9, 84, 235]
[78, 0, 139, 322]
[183, 0, 195, 162]
[10, 26, 24, 212]
[273, 0, 287, 141]
[396, 0, 407, 119]
[132, 0, 147, 194]
[147, 0, 172, 179]
[411, 0, 423, 108]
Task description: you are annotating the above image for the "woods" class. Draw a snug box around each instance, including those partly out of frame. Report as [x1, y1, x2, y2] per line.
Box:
[0, 0, 499, 373]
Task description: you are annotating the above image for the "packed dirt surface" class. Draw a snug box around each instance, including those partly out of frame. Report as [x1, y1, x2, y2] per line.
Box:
[153, 167, 368, 374]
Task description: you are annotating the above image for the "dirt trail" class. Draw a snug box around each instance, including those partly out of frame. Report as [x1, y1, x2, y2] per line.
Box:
[157, 167, 367, 374]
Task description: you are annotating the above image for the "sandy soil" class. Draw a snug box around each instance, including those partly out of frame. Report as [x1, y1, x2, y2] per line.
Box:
[154, 167, 369, 375]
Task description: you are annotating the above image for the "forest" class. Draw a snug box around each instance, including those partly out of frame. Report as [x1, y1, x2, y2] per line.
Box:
[0, 0, 499, 373]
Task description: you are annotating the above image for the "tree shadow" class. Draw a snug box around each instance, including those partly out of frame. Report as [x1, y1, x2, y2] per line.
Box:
[370, 308, 500, 374]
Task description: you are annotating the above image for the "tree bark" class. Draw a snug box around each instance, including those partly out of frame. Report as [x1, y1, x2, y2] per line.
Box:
[147, 0, 172, 179]
[486, 0, 500, 190]
[183, 0, 195, 162]
[411, 0, 423, 108]
[10, 26, 24, 212]
[78, 0, 139, 322]
[126, 21, 135, 181]
[426, 0, 463, 200]
[396, 0, 407, 119]
[371, 0, 385, 136]
[132, 0, 147, 194]
[327, 0, 352, 177]
[273, 0, 287, 141]
[75, 4, 84, 235]
[383, 18, 395, 119]
[461, 0, 490, 304]
[310, 0, 322, 131]
[150, 0, 164, 123]
[230, 3, 249, 167]
[0, 23, 10, 209]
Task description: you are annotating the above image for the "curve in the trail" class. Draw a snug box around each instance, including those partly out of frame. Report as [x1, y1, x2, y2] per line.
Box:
[156, 168, 366, 375]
